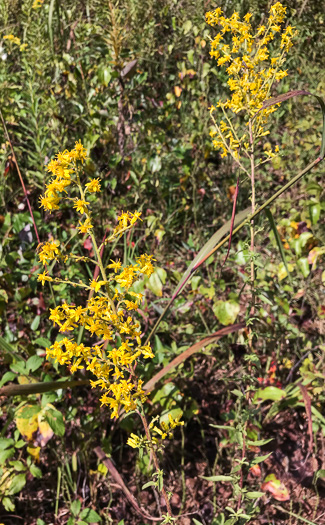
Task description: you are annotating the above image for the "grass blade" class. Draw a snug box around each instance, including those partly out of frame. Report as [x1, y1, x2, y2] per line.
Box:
[220, 176, 239, 271]
[265, 208, 292, 283]
[144, 208, 250, 345]
[144, 322, 245, 391]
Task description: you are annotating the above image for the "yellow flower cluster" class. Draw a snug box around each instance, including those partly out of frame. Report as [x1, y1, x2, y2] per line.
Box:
[38, 143, 156, 418]
[206, 2, 297, 159]
[127, 414, 184, 448]
[38, 240, 61, 266]
[39, 141, 89, 213]
[3, 34, 27, 52]
[32, 0, 44, 8]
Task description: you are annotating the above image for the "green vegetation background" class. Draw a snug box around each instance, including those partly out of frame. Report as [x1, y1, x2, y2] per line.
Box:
[0, 1, 324, 524]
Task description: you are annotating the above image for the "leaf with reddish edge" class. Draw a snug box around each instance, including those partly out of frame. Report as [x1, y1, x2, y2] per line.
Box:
[220, 176, 239, 271]
[144, 322, 245, 392]
[261, 474, 290, 501]
[171, 207, 250, 302]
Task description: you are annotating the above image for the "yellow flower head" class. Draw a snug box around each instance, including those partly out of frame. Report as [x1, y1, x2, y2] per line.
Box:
[73, 199, 89, 214]
[85, 178, 101, 193]
[37, 270, 53, 286]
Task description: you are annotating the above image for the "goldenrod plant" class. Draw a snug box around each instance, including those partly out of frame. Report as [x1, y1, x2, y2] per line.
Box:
[37, 140, 182, 519]
[38, 141, 155, 419]
[206, 2, 297, 161]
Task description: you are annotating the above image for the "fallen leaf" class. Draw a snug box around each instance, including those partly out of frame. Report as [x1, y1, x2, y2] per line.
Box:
[249, 464, 262, 477]
[261, 474, 290, 501]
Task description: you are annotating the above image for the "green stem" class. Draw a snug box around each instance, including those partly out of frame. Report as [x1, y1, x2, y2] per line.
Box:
[138, 409, 173, 518]
[249, 119, 255, 346]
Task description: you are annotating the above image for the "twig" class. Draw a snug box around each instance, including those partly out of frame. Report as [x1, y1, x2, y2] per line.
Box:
[94, 446, 161, 522]
[285, 348, 319, 384]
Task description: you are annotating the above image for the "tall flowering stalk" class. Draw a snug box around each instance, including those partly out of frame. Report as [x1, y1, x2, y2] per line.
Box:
[206, 2, 297, 161]
[37, 142, 179, 519]
[206, 2, 297, 328]
[38, 142, 155, 418]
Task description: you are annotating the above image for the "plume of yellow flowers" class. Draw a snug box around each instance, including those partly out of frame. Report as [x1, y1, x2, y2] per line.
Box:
[38, 142, 155, 419]
[127, 414, 184, 449]
[3, 34, 28, 52]
[206, 2, 297, 160]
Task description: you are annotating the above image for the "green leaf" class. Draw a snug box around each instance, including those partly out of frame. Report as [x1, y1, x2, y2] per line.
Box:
[266, 209, 292, 284]
[0, 447, 15, 464]
[0, 371, 16, 387]
[45, 409, 65, 437]
[15, 440, 26, 449]
[3, 496, 15, 512]
[202, 63, 210, 78]
[213, 300, 240, 326]
[71, 499, 81, 516]
[8, 473, 26, 495]
[142, 481, 156, 489]
[146, 268, 166, 297]
[297, 257, 310, 278]
[310, 202, 321, 224]
[253, 386, 286, 403]
[200, 475, 234, 482]
[251, 452, 272, 464]
[0, 438, 14, 450]
[79, 508, 102, 523]
[315, 469, 325, 482]
[18, 405, 41, 419]
[34, 337, 51, 348]
[193, 520, 204, 525]
[187, 49, 194, 65]
[246, 438, 273, 447]
[31, 315, 41, 331]
[0, 336, 20, 359]
[9, 460, 26, 472]
[97, 67, 112, 86]
[26, 355, 44, 373]
[245, 491, 265, 499]
[10, 362, 26, 375]
[311, 406, 325, 425]
[183, 20, 192, 34]
[30, 463, 42, 478]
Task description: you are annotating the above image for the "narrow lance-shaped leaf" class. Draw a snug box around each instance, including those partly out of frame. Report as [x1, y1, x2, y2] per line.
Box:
[144, 322, 245, 391]
[144, 208, 250, 345]
[265, 208, 292, 283]
[220, 176, 239, 271]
